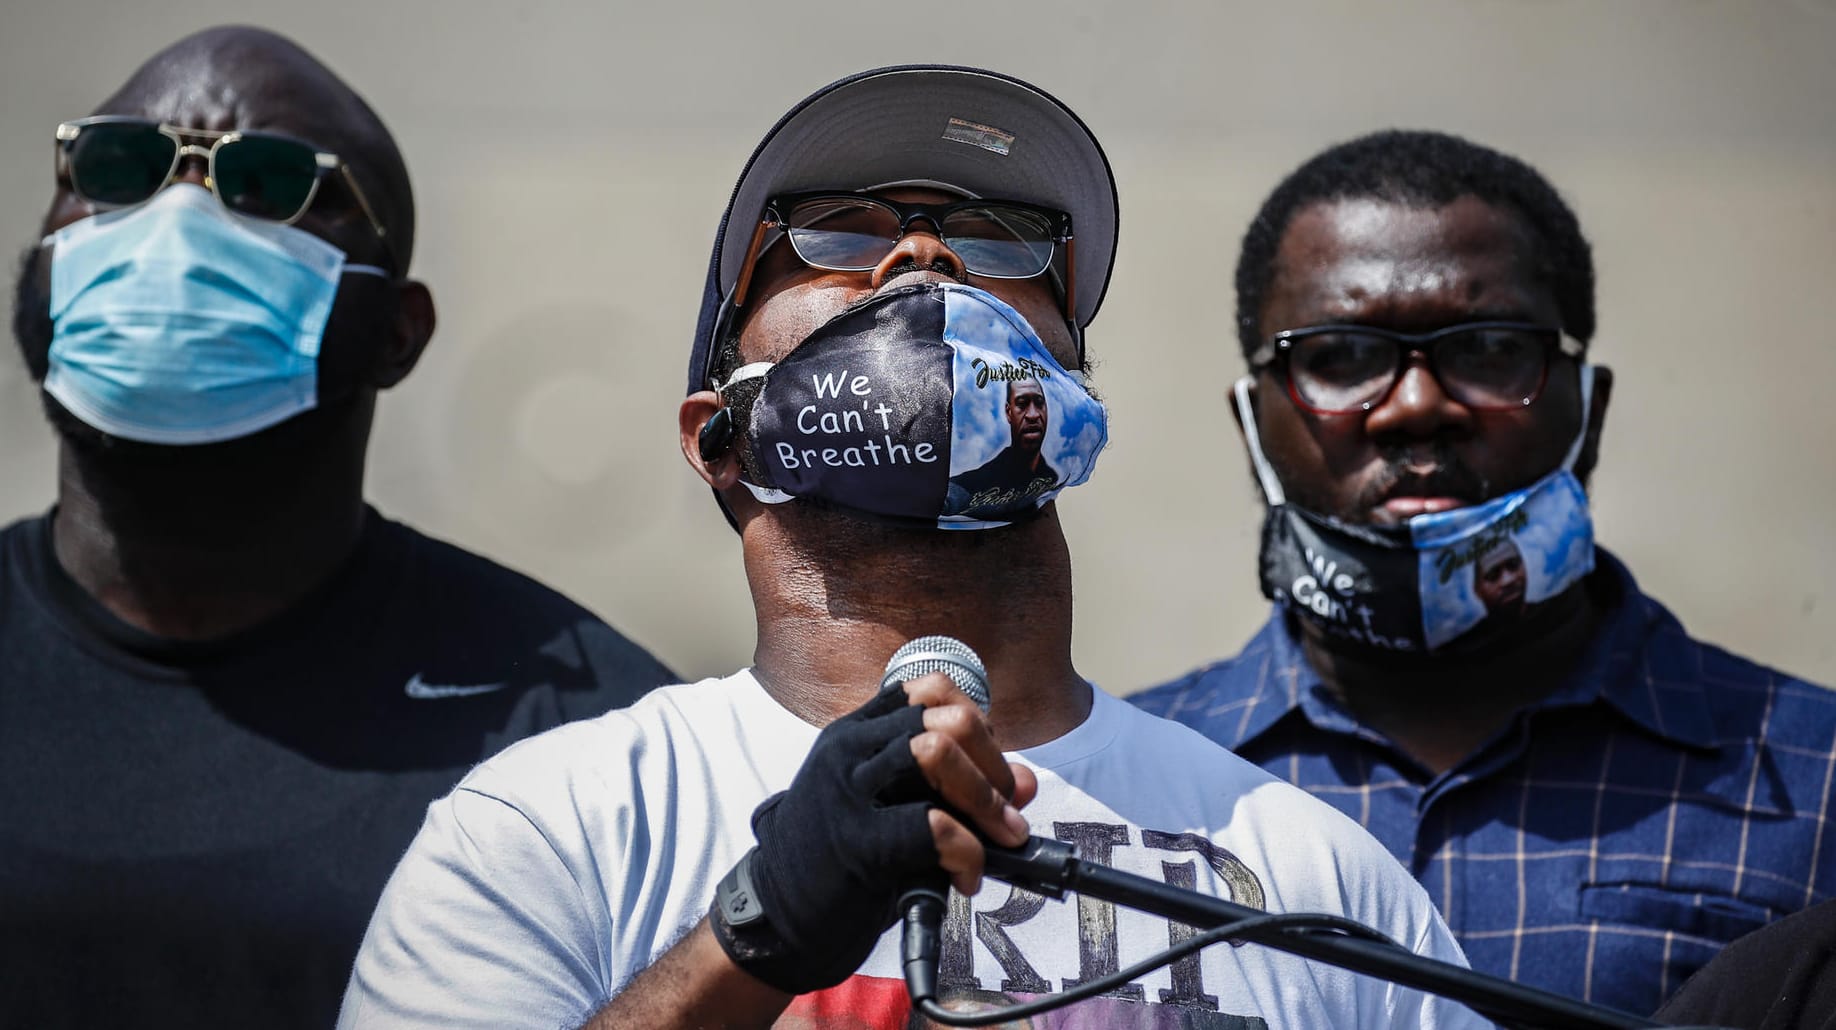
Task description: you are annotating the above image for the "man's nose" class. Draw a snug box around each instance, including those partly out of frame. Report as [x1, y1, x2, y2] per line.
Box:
[1362, 359, 1473, 439]
[870, 225, 967, 287]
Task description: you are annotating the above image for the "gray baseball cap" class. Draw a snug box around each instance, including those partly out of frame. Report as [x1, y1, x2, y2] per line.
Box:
[689, 64, 1119, 395]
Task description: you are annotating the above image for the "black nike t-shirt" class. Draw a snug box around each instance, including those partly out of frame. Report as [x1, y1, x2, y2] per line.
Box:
[0, 509, 676, 1028]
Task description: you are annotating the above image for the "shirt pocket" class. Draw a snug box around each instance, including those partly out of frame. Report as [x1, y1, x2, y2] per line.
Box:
[1578, 881, 1777, 944]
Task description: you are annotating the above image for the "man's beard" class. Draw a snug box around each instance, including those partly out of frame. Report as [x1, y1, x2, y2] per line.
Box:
[779, 496, 1034, 558]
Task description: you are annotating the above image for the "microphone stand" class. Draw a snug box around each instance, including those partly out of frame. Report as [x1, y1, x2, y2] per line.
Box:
[905, 837, 1689, 1030]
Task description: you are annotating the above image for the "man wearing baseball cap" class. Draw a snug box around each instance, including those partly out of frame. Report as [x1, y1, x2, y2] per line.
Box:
[341, 66, 1480, 1029]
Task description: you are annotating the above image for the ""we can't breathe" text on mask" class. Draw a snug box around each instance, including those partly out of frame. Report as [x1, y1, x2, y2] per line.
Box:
[1236, 370, 1597, 652]
[719, 282, 1108, 530]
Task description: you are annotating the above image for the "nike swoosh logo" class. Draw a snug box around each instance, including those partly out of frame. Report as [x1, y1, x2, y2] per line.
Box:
[404, 674, 510, 700]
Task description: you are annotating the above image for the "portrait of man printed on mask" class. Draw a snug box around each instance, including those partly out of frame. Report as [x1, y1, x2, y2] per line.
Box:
[1473, 536, 1528, 621]
[1133, 127, 1836, 1017]
[945, 376, 1060, 521]
[341, 66, 1479, 1030]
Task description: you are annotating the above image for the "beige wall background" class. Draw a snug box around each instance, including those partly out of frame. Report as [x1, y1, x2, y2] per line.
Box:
[3, 0, 1833, 691]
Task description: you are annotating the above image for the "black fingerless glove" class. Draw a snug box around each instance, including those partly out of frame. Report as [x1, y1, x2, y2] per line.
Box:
[709, 684, 942, 994]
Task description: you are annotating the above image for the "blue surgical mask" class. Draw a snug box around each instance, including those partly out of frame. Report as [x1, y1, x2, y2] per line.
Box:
[43, 183, 389, 445]
[1238, 368, 1597, 652]
[720, 282, 1108, 530]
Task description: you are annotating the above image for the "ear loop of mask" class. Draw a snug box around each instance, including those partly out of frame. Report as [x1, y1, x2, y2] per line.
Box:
[1233, 364, 1596, 510]
[711, 361, 795, 506]
[1232, 376, 1287, 507]
[1559, 364, 1596, 472]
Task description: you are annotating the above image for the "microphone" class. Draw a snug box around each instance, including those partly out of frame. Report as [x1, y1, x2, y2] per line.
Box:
[882, 635, 990, 712]
[879, 641, 1666, 1029]
[883, 635, 989, 1002]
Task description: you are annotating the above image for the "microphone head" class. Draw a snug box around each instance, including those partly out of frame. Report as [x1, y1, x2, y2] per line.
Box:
[881, 635, 990, 712]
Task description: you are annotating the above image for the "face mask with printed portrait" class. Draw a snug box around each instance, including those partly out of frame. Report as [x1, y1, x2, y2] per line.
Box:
[718, 282, 1108, 529]
[1235, 368, 1598, 653]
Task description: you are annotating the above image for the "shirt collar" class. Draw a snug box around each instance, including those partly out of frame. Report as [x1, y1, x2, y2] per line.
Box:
[1566, 550, 1721, 748]
[1236, 548, 1723, 752]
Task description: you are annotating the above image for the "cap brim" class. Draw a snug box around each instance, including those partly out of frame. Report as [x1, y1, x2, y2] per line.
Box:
[718, 65, 1116, 333]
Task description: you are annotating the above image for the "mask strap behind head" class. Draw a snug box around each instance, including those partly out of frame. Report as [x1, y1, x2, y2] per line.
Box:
[713, 362, 774, 395]
[1559, 364, 1596, 473]
[1232, 376, 1287, 507]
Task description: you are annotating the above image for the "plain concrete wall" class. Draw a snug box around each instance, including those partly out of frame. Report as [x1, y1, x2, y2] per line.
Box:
[3, 0, 1833, 690]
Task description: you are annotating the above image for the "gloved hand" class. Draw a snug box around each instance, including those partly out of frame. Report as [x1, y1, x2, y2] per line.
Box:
[709, 682, 970, 994]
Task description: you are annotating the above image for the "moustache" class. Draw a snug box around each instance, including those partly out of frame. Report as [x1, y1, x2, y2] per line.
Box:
[877, 257, 967, 286]
[1355, 443, 1490, 511]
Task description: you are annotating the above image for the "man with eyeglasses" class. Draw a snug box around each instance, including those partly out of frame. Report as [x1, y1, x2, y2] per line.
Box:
[1132, 129, 1836, 1015]
[341, 67, 1481, 1029]
[0, 26, 672, 1029]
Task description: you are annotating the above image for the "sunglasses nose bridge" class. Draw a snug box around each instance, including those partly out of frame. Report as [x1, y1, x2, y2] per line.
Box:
[167, 142, 214, 189]
[870, 220, 968, 288]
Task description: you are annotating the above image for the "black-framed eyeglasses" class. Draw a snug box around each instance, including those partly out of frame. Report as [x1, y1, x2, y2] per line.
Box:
[55, 116, 390, 246]
[730, 191, 1075, 321]
[1249, 321, 1586, 415]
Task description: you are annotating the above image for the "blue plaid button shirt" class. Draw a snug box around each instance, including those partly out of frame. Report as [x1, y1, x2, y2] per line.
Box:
[1131, 550, 1836, 1017]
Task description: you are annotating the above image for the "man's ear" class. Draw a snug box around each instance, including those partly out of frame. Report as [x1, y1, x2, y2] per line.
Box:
[680, 390, 742, 489]
[370, 279, 436, 390]
[1575, 364, 1613, 487]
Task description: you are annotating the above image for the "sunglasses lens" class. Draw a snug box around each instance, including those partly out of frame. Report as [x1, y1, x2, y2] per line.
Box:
[940, 206, 1056, 278]
[212, 133, 321, 221]
[67, 122, 176, 206]
[784, 198, 902, 270]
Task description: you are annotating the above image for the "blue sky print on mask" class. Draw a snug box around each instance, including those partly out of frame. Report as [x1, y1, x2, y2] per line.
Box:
[1411, 471, 1596, 649]
[939, 286, 1106, 526]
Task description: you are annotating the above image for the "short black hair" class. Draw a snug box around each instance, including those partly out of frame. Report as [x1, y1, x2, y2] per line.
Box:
[1235, 129, 1595, 360]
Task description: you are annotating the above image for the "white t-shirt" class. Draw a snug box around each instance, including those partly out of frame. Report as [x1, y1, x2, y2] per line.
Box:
[341, 672, 1484, 1028]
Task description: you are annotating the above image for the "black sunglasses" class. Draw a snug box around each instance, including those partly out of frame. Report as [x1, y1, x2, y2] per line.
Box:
[731, 191, 1075, 318]
[1250, 321, 1585, 415]
[55, 116, 390, 245]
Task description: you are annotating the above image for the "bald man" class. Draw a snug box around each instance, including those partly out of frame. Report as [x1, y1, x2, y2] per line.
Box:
[0, 27, 671, 1028]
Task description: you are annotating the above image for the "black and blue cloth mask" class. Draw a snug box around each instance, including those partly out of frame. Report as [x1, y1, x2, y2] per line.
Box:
[43, 182, 388, 445]
[1236, 369, 1598, 653]
[717, 282, 1108, 529]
